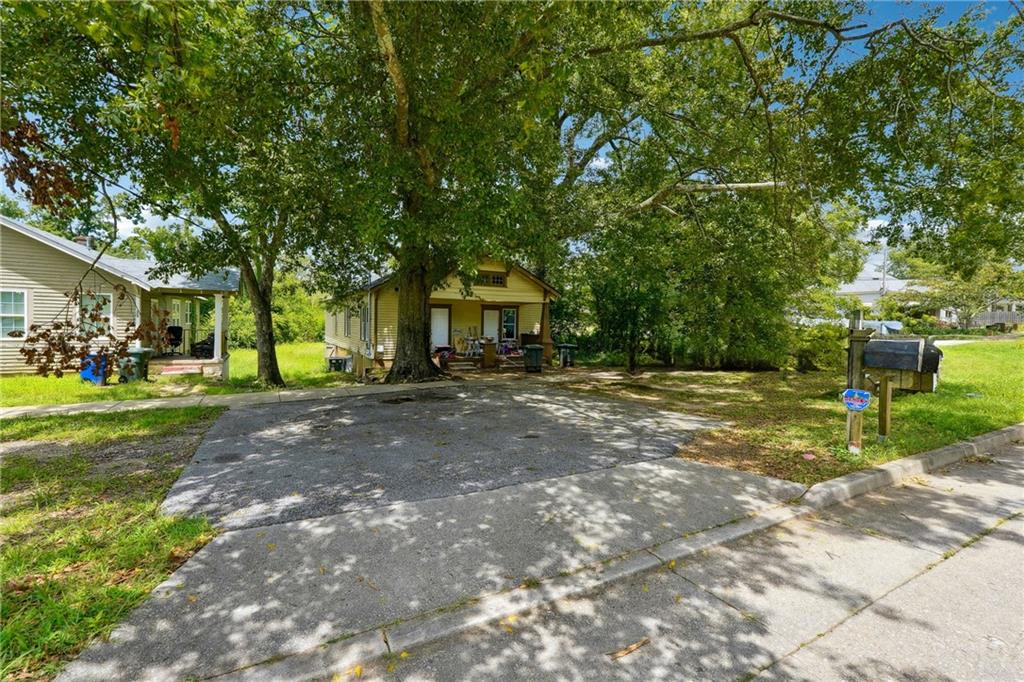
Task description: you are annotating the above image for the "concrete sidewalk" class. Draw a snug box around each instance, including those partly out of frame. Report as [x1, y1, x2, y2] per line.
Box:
[336, 443, 1022, 682]
[58, 454, 804, 681]
[0, 380, 456, 419]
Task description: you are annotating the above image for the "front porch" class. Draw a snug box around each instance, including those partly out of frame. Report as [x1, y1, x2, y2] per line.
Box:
[427, 297, 553, 369]
[141, 289, 233, 380]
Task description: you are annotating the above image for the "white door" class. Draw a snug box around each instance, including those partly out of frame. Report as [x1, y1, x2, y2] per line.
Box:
[482, 309, 500, 340]
[430, 307, 449, 347]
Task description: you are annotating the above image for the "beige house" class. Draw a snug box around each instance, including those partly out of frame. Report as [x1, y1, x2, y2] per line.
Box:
[0, 215, 238, 377]
[325, 259, 558, 374]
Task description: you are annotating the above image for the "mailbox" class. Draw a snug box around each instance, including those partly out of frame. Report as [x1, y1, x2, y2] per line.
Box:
[862, 337, 942, 394]
[921, 342, 943, 373]
[864, 339, 925, 372]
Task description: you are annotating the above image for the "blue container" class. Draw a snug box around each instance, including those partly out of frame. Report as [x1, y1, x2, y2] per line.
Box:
[80, 354, 108, 385]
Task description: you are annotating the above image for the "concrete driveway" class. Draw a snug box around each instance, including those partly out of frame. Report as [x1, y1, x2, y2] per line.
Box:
[62, 383, 808, 681]
[162, 384, 726, 529]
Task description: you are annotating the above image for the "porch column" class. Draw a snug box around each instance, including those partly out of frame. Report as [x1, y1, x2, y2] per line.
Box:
[222, 294, 230, 380]
[541, 297, 553, 364]
[214, 294, 224, 360]
[132, 287, 143, 349]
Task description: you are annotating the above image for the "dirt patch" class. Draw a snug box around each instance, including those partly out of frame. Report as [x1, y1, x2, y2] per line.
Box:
[5, 422, 210, 471]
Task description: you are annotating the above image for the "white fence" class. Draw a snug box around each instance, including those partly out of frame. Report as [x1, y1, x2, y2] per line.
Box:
[971, 310, 1021, 326]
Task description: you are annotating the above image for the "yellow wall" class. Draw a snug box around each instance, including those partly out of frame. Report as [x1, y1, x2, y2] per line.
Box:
[323, 260, 552, 364]
[520, 303, 542, 335]
[375, 287, 399, 359]
[325, 298, 370, 358]
[430, 260, 548, 304]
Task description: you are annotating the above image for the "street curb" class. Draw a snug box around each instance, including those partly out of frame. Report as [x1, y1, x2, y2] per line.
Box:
[219, 508, 813, 682]
[800, 422, 1024, 509]
[215, 421, 1024, 681]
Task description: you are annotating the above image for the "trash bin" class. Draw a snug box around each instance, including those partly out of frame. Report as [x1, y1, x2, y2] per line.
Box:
[80, 354, 108, 385]
[481, 339, 497, 369]
[117, 347, 153, 383]
[524, 344, 544, 373]
[556, 343, 578, 368]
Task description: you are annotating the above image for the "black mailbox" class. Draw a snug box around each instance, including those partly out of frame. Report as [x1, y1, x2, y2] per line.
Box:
[864, 339, 925, 372]
[921, 341, 943, 373]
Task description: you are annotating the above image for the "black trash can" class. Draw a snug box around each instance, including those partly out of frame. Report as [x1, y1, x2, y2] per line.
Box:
[118, 347, 153, 383]
[524, 344, 544, 373]
[556, 343, 578, 368]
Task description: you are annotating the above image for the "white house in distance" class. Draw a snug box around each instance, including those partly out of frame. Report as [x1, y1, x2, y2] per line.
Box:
[0, 214, 239, 377]
[838, 245, 957, 325]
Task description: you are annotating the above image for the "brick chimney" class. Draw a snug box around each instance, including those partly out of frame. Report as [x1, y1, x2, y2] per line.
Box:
[73, 235, 89, 246]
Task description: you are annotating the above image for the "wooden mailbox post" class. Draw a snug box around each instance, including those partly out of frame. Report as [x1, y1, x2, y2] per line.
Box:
[844, 315, 874, 453]
[846, 330, 943, 448]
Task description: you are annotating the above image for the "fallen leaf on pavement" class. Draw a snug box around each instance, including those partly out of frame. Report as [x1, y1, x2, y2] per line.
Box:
[607, 637, 650, 660]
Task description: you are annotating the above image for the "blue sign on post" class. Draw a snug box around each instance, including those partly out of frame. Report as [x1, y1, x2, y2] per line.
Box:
[842, 388, 871, 412]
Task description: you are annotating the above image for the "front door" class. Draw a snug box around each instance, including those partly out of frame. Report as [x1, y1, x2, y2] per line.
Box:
[430, 307, 449, 348]
[482, 308, 500, 340]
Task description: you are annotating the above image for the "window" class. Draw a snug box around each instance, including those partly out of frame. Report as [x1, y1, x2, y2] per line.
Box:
[184, 301, 192, 325]
[359, 304, 369, 342]
[501, 307, 517, 340]
[170, 300, 182, 326]
[344, 307, 352, 337]
[79, 293, 112, 335]
[474, 271, 507, 287]
[0, 290, 26, 338]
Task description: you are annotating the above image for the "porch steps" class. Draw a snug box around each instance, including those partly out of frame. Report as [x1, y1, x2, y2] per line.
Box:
[155, 363, 204, 375]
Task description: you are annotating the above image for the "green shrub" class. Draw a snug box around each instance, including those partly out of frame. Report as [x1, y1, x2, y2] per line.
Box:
[790, 324, 847, 372]
[200, 272, 324, 349]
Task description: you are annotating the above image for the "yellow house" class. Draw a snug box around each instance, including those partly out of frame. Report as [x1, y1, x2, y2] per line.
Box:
[325, 259, 558, 374]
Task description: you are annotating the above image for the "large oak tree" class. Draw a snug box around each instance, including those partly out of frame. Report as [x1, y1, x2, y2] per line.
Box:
[1, 2, 349, 385]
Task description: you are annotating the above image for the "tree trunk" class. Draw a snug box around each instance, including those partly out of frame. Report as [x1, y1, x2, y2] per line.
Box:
[626, 319, 638, 374]
[242, 268, 285, 387]
[386, 262, 442, 383]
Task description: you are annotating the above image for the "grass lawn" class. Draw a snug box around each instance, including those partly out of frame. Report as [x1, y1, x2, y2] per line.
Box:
[566, 340, 1023, 486]
[0, 342, 353, 407]
[0, 407, 222, 680]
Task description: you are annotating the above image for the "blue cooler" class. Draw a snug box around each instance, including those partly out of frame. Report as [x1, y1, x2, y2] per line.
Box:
[80, 354, 108, 385]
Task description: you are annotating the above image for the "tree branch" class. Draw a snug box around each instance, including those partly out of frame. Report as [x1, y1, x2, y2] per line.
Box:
[587, 9, 949, 56]
[368, 0, 410, 148]
[561, 114, 639, 188]
[632, 180, 787, 212]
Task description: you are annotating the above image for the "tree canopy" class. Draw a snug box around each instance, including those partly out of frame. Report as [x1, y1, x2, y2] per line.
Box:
[3, 1, 1020, 379]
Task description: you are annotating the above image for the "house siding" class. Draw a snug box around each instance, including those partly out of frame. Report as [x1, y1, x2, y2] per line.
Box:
[325, 294, 376, 373]
[1, 225, 139, 374]
[375, 288, 399, 360]
[520, 303, 542, 335]
[430, 260, 547, 305]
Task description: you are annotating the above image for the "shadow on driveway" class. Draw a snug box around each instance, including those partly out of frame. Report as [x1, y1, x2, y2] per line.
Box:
[161, 384, 726, 529]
